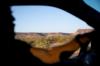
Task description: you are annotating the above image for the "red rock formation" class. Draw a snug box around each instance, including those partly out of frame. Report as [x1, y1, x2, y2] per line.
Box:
[30, 31, 93, 64]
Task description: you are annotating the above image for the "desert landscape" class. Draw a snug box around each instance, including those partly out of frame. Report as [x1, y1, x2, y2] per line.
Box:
[15, 32, 75, 49]
[15, 29, 93, 49]
[15, 29, 93, 64]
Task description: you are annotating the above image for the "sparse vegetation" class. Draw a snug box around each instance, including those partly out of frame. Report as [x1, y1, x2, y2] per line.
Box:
[15, 33, 75, 49]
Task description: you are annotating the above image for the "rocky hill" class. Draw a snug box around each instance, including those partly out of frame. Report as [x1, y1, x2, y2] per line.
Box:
[15, 29, 93, 49]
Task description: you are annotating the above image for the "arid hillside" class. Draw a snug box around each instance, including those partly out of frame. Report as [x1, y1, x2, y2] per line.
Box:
[30, 31, 92, 64]
[15, 32, 75, 49]
[15, 29, 93, 64]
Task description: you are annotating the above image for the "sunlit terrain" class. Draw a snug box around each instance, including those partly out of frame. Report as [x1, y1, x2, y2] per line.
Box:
[15, 29, 93, 49]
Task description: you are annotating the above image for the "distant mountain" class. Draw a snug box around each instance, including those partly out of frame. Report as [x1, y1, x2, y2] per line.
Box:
[15, 28, 94, 37]
[75, 29, 94, 35]
[15, 32, 71, 37]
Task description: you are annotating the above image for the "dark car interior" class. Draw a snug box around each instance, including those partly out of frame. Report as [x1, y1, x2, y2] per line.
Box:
[1, 0, 100, 65]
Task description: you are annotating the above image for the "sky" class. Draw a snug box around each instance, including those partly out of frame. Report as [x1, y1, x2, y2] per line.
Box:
[11, 0, 100, 33]
[84, 0, 100, 12]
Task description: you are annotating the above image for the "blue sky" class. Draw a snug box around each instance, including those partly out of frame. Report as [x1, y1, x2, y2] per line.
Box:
[84, 0, 100, 12]
[11, 0, 99, 33]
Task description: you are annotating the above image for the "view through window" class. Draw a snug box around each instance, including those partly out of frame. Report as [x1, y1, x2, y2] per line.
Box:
[11, 6, 95, 61]
[11, 6, 94, 49]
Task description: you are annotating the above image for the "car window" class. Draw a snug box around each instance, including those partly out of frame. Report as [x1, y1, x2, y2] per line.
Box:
[11, 5, 94, 49]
